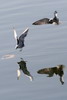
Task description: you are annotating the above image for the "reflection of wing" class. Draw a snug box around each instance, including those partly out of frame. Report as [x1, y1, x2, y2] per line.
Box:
[17, 69, 21, 80]
[19, 28, 29, 41]
[32, 18, 50, 25]
[17, 59, 33, 81]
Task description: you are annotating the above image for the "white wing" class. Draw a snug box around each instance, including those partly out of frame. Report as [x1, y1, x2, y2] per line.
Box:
[13, 28, 18, 40]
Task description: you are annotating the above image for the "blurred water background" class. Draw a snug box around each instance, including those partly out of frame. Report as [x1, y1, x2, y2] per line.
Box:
[0, 0, 67, 100]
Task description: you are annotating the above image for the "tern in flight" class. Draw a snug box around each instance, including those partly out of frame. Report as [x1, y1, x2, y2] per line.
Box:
[13, 27, 29, 51]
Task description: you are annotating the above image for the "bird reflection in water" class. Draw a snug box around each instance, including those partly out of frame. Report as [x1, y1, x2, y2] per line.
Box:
[37, 65, 65, 85]
[17, 58, 33, 81]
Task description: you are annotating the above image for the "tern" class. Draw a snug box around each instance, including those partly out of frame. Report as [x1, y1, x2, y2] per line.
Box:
[13, 27, 29, 51]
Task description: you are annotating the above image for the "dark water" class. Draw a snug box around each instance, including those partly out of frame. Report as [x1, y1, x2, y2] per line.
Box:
[0, 0, 67, 100]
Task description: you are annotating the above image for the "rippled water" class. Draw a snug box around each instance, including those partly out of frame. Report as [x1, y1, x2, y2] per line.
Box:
[0, 0, 67, 100]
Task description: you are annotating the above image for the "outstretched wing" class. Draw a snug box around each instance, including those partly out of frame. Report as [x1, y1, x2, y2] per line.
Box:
[13, 28, 19, 47]
[19, 28, 29, 41]
[32, 18, 50, 25]
[13, 28, 18, 40]
[17, 69, 21, 80]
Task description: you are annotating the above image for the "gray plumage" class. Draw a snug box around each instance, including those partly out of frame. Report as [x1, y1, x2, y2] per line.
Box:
[13, 28, 29, 50]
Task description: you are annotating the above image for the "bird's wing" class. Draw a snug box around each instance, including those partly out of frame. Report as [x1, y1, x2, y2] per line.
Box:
[17, 69, 21, 80]
[19, 28, 29, 41]
[13, 28, 19, 47]
[13, 28, 18, 40]
[22, 66, 33, 81]
[32, 18, 50, 25]
[25, 75, 33, 81]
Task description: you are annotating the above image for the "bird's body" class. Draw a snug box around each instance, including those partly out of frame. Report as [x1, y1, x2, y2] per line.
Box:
[13, 28, 29, 51]
[37, 65, 65, 85]
[32, 11, 59, 25]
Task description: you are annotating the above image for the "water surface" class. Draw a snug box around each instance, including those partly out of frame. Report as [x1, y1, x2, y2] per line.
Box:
[0, 0, 67, 100]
